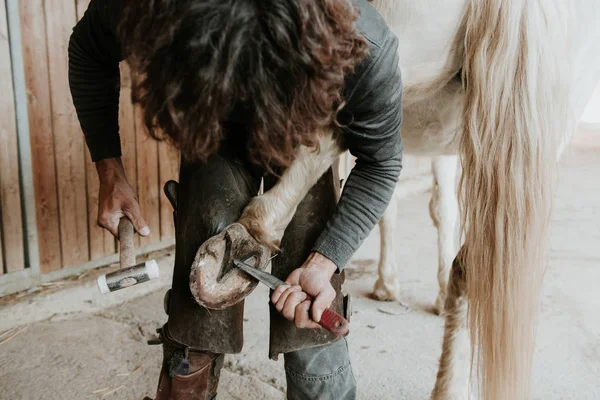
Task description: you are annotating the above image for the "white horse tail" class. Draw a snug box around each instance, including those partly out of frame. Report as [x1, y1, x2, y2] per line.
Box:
[460, 0, 568, 398]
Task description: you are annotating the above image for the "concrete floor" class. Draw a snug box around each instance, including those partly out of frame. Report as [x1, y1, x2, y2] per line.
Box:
[0, 143, 599, 400]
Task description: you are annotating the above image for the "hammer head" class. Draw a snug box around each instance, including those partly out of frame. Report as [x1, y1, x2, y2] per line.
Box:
[97, 260, 159, 294]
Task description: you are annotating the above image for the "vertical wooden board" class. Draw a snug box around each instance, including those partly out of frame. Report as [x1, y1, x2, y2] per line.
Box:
[0, 0, 25, 272]
[78, 0, 113, 259]
[119, 63, 139, 247]
[85, 150, 116, 259]
[0, 223, 4, 274]
[120, 63, 137, 190]
[79, 0, 113, 260]
[158, 142, 180, 241]
[19, 0, 62, 273]
[135, 108, 160, 248]
[44, 0, 89, 268]
[85, 63, 133, 260]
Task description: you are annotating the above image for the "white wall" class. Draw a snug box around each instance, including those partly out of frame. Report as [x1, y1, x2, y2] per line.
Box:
[581, 83, 600, 128]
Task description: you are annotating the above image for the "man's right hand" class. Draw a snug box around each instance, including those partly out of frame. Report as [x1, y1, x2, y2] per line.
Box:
[96, 157, 150, 238]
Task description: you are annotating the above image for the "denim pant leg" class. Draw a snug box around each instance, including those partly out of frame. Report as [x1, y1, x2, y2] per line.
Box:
[284, 338, 356, 400]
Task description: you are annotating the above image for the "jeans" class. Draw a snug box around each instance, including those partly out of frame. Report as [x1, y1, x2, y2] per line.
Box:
[284, 338, 356, 400]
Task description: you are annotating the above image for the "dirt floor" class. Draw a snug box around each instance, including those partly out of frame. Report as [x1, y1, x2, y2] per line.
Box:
[1, 144, 599, 400]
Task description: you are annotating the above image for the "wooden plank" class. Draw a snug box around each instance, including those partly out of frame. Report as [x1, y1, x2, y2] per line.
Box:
[0, 228, 4, 274]
[85, 149, 116, 259]
[158, 142, 179, 241]
[85, 63, 136, 259]
[19, 0, 62, 273]
[119, 63, 139, 247]
[120, 63, 138, 193]
[135, 107, 160, 248]
[0, 0, 25, 273]
[44, 0, 89, 268]
[78, 0, 113, 260]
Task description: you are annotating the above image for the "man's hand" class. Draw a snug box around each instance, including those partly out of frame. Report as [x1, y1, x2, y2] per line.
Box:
[271, 252, 338, 329]
[96, 157, 150, 238]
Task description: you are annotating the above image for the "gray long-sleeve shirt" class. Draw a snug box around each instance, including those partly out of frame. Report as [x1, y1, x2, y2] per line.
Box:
[68, 0, 403, 270]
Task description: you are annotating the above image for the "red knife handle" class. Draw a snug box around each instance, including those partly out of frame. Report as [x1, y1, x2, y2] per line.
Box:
[306, 296, 350, 337]
[319, 308, 350, 337]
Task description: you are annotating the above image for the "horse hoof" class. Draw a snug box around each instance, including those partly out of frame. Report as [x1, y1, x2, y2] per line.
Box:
[372, 278, 398, 301]
[189, 223, 272, 310]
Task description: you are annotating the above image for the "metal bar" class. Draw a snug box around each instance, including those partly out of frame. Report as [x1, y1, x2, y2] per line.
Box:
[5, 0, 41, 277]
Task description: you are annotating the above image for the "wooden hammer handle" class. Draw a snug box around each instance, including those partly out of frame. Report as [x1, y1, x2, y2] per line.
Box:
[118, 217, 136, 269]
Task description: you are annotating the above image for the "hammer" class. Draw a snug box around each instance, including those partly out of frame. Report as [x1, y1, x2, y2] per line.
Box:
[96, 218, 160, 294]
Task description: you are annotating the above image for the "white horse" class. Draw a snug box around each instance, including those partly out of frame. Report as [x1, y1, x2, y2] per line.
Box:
[229, 0, 600, 398]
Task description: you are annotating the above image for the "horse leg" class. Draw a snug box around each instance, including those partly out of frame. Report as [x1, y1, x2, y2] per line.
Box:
[431, 249, 470, 400]
[372, 198, 399, 301]
[189, 133, 343, 309]
[428, 155, 459, 314]
[238, 133, 343, 248]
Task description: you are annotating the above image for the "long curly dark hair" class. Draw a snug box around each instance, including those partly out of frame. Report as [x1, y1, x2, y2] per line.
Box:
[118, 0, 369, 169]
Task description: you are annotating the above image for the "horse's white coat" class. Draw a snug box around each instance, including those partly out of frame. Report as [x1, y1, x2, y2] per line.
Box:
[239, 0, 600, 397]
[428, 155, 459, 314]
[375, 0, 600, 305]
[239, 134, 342, 247]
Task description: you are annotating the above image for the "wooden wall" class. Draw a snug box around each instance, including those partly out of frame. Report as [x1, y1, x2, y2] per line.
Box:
[0, 0, 26, 275]
[16, 0, 178, 274]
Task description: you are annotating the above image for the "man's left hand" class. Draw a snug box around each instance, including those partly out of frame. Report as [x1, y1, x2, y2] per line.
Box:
[271, 252, 338, 329]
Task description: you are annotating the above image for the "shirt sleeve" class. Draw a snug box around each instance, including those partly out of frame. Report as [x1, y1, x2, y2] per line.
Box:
[311, 31, 403, 270]
[68, 0, 124, 162]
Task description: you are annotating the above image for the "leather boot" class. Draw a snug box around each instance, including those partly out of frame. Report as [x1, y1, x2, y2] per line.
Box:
[146, 325, 223, 400]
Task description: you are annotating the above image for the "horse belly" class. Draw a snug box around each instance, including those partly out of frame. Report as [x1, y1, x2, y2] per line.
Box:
[371, 0, 467, 92]
[401, 80, 463, 156]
